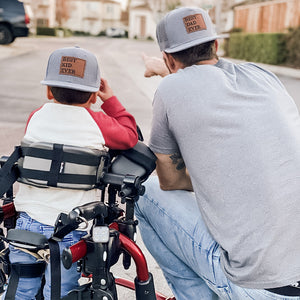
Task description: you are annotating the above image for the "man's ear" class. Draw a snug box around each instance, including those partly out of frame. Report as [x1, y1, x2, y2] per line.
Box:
[215, 40, 218, 53]
[163, 52, 175, 73]
[163, 52, 182, 73]
[47, 86, 54, 100]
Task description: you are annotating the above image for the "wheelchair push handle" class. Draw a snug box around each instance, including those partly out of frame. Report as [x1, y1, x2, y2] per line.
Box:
[70, 201, 108, 223]
[62, 239, 87, 270]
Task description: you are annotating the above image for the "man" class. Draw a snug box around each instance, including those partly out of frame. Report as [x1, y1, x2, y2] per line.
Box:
[135, 6, 300, 300]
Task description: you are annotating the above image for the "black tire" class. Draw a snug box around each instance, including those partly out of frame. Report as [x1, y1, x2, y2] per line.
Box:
[0, 24, 13, 45]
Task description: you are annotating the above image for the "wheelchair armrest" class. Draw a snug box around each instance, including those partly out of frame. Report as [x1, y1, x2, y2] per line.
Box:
[6, 229, 48, 250]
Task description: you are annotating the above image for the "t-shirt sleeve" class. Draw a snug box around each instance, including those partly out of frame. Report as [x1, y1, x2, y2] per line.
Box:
[149, 91, 179, 154]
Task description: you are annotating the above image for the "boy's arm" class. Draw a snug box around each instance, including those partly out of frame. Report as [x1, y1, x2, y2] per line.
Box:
[87, 78, 138, 150]
[86, 98, 138, 150]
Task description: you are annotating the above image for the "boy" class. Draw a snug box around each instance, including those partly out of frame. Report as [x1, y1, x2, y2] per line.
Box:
[7, 46, 138, 299]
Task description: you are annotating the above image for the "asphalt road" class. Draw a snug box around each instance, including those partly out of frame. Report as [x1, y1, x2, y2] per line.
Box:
[0, 36, 300, 299]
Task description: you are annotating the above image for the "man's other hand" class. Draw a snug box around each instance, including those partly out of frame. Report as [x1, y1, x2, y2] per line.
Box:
[142, 53, 170, 78]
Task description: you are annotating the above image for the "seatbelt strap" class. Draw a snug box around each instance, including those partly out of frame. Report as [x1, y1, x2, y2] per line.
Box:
[48, 144, 64, 187]
[49, 239, 61, 300]
[4, 262, 46, 300]
[0, 146, 22, 197]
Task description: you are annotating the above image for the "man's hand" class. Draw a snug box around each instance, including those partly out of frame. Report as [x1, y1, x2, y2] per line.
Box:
[97, 78, 114, 102]
[142, 53, 170, 78]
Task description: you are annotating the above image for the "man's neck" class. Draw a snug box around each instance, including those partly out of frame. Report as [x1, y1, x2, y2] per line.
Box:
[196, 57, 219, 65]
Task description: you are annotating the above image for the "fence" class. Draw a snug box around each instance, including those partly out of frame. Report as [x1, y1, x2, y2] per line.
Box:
[234, 0, 300, 33]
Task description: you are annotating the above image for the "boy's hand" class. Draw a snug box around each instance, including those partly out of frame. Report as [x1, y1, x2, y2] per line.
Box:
[142, 53, 170, 78]
[97, 78, 114, 102]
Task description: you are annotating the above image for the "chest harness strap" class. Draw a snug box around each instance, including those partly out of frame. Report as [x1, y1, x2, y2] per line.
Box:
[18, 142, 109, 190]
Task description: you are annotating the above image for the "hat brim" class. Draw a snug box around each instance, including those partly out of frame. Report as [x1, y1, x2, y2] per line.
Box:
[41, 80, 99, 93]
[164, 35, 220, 53]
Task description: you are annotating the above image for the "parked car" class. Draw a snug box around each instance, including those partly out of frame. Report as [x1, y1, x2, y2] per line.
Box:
[105, 27, 126, 38]
[0, 0, 30, 45]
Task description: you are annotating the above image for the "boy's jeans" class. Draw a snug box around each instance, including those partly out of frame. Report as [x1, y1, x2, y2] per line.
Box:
[6, 212, 86, 300]
[135, 176, 300, 300]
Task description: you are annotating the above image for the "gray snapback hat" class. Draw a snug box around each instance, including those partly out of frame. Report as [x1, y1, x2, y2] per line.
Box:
[156, 7, 219, 53]
[41, 46, 100, 92]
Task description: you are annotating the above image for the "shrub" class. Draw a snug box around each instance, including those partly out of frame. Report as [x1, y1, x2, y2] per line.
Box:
[227, 32, 287, 65]
[73, 31, 90, 36]
[59, 28, 73, 37]
[97, 30, 106, 36]
[285, 27, 300, 68]
[36, 27, 57, 36]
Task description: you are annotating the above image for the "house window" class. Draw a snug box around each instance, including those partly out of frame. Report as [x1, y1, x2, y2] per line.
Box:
[106, 5, 114, 14]
[87, 3, 98, 10]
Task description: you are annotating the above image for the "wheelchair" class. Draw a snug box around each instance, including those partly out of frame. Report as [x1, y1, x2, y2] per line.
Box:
[0, 139, 176, 300]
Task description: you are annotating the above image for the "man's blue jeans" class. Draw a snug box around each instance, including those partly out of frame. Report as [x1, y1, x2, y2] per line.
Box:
[135, 176, 300, 300]
[6, 212, 86, 300]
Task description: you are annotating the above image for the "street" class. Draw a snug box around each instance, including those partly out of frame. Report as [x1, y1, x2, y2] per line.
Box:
[0, 36, 300, 299]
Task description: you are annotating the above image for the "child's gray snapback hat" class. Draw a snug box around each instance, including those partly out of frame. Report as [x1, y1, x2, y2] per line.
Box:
[41, 46, 100, 92]
[156, 7, 219, 53]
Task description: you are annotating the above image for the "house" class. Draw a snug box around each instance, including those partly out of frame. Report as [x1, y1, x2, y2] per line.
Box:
[127, 0, 233, 40]
[64, 0, 124, 35]
[128, 1, 155, 39]
[22, 0, 124, 35]
[22, 0, 56, 33]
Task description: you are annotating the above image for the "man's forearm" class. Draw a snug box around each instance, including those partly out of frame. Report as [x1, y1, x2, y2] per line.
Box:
[155, 152, 193, 191]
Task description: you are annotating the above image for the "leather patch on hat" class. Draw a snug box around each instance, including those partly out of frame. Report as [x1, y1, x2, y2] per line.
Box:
[59, 56, 86, 78]
[183, 14, 207, 34]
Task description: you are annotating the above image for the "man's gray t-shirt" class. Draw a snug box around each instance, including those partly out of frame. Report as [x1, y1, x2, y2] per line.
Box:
[149, 58, 300, 289]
